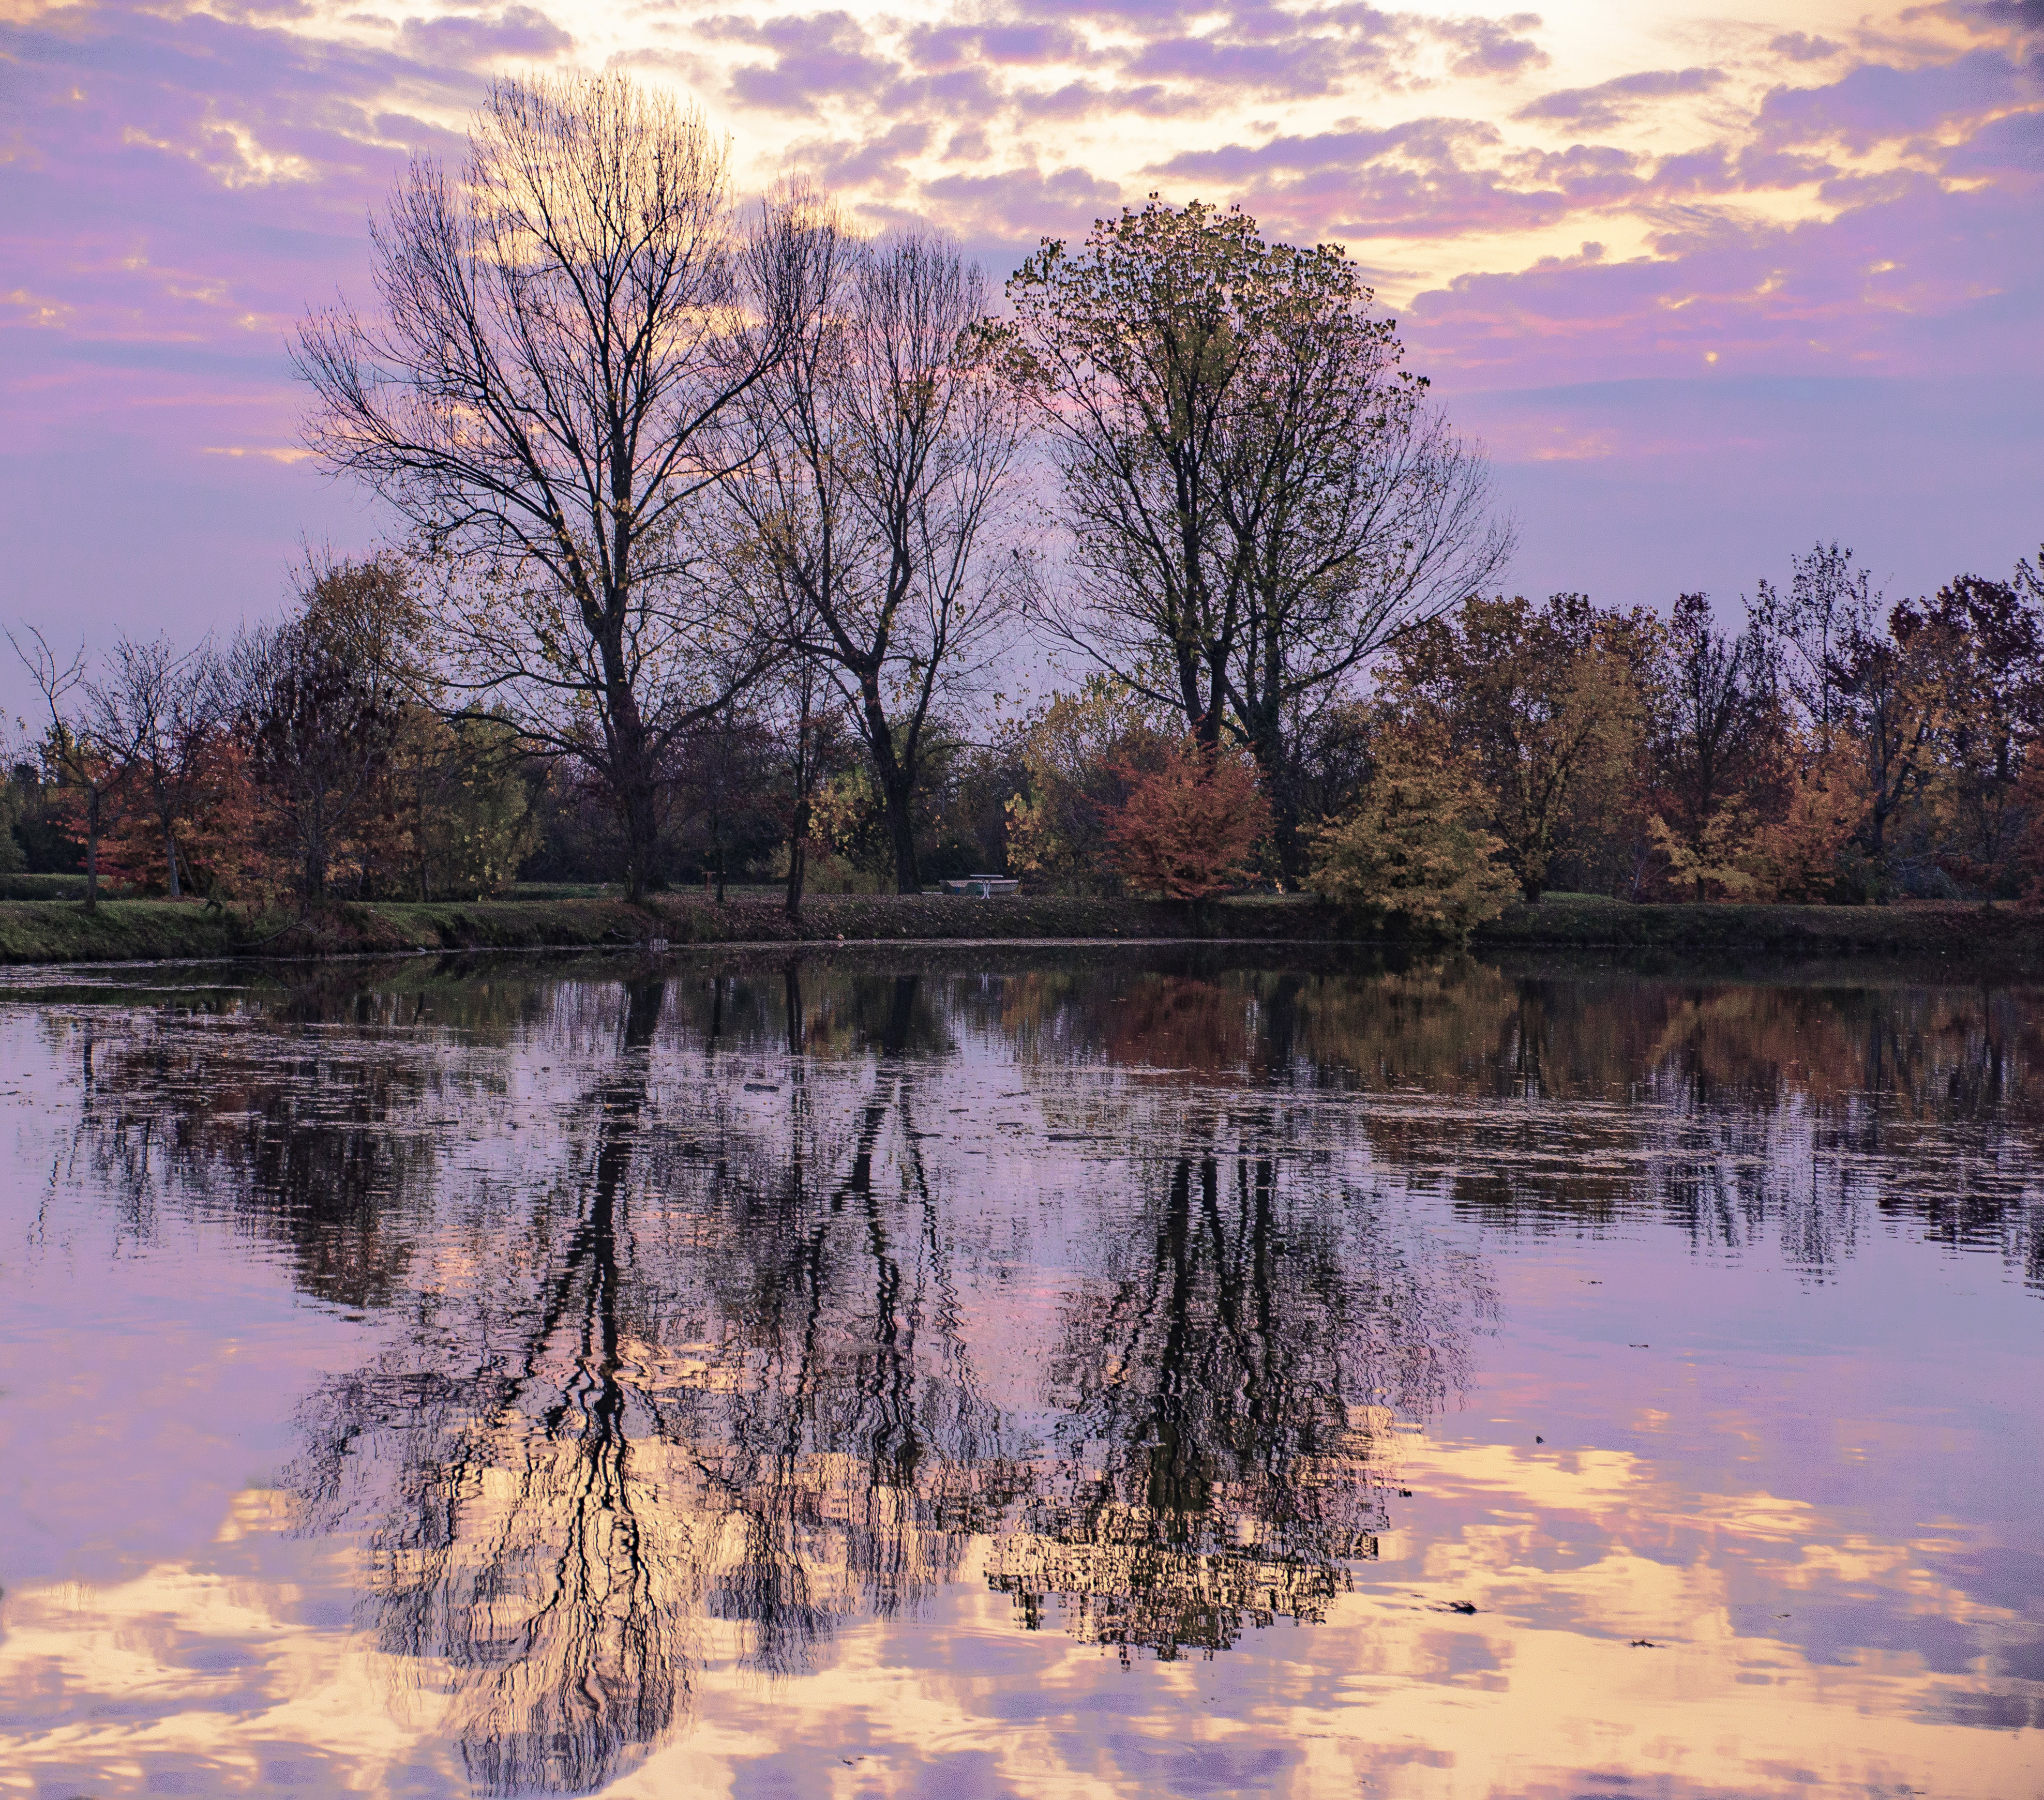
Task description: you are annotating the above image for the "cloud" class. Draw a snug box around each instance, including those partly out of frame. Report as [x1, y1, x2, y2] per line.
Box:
[1152, 119, 1649, 240]
[1440, 12, 1550, 76]
[1515, 67, 1725, 132]
[791, 119, 933, 193]
[1769, 33, 1842, 63]
[1406, 154, 2044, 386]
[720, 11, 900, 114]
[1755, 49, 2023, 153]
[396, 6, 572, 65]
[919, 162, 1124, 240]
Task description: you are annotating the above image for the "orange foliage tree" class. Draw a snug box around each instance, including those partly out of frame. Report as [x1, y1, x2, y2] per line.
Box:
[1102, 737, 1271, 900]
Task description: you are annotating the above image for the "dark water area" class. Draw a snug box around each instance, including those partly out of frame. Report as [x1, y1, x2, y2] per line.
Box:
[1, 946, 2040, 1798]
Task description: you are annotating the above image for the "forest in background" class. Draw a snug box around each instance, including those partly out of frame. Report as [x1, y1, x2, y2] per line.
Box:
[5, 72, 2040, 932]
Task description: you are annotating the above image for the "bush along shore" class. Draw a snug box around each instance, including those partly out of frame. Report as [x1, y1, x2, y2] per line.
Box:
[6, 890, 2044, 969]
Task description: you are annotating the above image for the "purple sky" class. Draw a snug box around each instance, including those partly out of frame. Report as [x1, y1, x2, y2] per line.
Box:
[2, 0, 2040, 717]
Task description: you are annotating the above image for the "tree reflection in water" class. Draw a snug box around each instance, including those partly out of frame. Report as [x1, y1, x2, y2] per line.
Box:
[40, 950, 2044, 1793]
[290, 976, 682, 1795]
[261, 968, 1465, 1791]
[989, 1130, 1474, 1661]
[281, 973, 1028, 1794]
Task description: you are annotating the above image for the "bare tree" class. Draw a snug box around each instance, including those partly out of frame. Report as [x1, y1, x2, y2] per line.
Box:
[7, 626, 129, 910]
[294, 72, 803, 901]
[1749, 541, 1878, 748]
[82, 636, 227, 900]
[725, 209, 1025, 893]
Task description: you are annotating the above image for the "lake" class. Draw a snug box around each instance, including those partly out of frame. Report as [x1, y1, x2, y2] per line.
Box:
[1, 946, 2039, 1798]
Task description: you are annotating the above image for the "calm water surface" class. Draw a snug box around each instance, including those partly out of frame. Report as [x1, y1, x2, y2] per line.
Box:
[1, 947, 2040, 1799]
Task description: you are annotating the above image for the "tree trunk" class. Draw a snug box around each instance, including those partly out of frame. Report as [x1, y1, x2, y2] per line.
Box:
[881, 775, 919, 894]
[163, 823, 182, 899]
[785, 795, 809, 917]
[84, 787, 99, 913]
[602, 627, 664, 905]
[617, 758, 662, 905]
[860, 683, 921, 894]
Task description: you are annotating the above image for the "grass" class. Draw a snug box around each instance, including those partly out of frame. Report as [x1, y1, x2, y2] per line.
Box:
[0, 872, 109, 902]
[2, 886, 2041, 969]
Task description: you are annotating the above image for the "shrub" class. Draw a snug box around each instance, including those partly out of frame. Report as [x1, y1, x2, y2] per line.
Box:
[1102, 738, 1271, 901]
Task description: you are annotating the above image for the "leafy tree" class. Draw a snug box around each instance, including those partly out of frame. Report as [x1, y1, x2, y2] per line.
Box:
[1386, 593, 1650, 902]
[672, 708, 778, 902]
[1830, 600, 1947, 882]
[76, 635, 228, 899]
[1305, 728, 1515, 935]
[0, 765, 24, 875]
[1102, 737, 1270, 902]
[375, 711, 538, 901]
[1912, 572, 2044, 892]
[1642, 593, 1781, 900]
[233, 564, 409, 909]
[1004, 674, 1172, 895]
[1002, 199, 1507, 877]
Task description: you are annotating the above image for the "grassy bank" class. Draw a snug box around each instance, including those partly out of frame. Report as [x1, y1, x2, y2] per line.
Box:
[2, 888, 2041, 968]
[0, 892, 1296, 966]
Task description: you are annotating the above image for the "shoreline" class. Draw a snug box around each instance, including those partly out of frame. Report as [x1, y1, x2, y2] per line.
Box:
[4, 891, 2043, 970]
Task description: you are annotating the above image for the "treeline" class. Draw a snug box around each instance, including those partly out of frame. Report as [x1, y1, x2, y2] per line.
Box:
[4, 71, 2039, 927]
[1310, 542, 2044, 928]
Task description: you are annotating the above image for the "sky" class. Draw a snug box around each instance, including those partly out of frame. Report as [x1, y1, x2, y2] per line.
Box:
[2, 0, 2041, 717]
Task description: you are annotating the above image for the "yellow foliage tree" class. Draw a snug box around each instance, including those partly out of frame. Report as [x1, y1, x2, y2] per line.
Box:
[1306, 740, 1517, 936]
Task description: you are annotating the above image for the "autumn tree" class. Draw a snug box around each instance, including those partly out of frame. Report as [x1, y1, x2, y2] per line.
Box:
[295, 72, 801, 900]
[1306, 725, 1515, 936]
[232, 563, 410, 908]
[1004, 674, 1173, 896]
[80, 635, 229, 898]
[1638, 593, 1781, 900]
[1001, 198, 1507, 873]
[1102, 737, 1271, 903]
[1386, 593, 1651, 903]
[1830, 602, 1947, 882]
[1912, 572, 2043, 890]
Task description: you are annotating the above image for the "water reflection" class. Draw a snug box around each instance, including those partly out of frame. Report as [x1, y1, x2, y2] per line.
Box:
[5, 948, 2043, 1797]
[231, 969, 1470, 1788]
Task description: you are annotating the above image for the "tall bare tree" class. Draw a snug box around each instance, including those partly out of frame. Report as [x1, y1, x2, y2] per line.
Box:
[294, 72, 802, 900]
[725, 208, 1024, 893]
